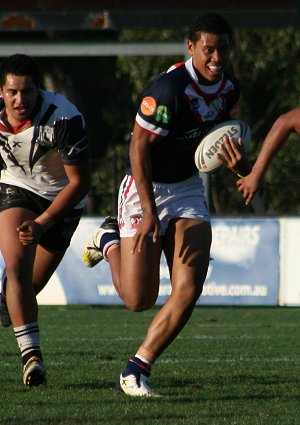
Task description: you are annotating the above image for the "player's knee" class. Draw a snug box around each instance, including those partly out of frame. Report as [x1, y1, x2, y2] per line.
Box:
[5, 267, 29, 288]
[173, 279, 203, 305]
[124, 296, 156, 312]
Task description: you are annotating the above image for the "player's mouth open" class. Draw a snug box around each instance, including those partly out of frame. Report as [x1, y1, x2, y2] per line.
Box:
[208, 65, 223, 75]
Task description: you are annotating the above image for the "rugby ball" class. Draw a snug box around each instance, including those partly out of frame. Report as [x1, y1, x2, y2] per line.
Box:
[194, 120, 251, 173]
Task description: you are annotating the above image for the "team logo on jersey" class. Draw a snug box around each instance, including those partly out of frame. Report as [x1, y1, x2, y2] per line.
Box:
[141, 97, 156, 116]
[35, 125, 54, 147]
[155, 105, 171, 124]
[186, 85, 228, 121]
[130, 214, 142, 229]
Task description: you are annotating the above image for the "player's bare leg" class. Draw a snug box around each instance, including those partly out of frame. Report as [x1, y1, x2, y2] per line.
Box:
[32, 245, 67, 294]
[116, 236, 162, 310]
[0, 208, 46, 386]
[116, 218, 211, 396]
[0, 209, 38, 325]
[137, 219, 211, 360]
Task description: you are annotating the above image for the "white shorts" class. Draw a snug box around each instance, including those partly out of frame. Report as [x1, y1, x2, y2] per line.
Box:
[118, 173, 210, 237]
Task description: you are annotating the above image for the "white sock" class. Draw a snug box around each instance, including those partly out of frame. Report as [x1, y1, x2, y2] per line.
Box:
[14, 322, 40, 359]
[135, 354, 152, 365]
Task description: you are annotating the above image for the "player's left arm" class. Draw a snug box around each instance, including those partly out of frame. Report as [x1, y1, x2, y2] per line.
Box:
[37, 113, 91, 229]
[237, 107, 300, 205]
[247, 108, 300, 177]
[18, 114, 91, 245]
[36, 160, 91, 227]
[18, 160, 91, 245]
[220, 136, 252, 177]
[219, 99, 252, 177]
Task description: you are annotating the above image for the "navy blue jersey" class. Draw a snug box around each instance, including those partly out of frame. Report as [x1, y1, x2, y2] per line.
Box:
[132, 58, 240, 183]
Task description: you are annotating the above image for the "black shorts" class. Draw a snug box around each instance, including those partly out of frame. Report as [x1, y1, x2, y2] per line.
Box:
[0, 183, 83, 252]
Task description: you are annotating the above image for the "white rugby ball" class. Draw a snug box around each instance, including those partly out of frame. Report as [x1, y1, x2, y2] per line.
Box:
[194, 120, 251, 173]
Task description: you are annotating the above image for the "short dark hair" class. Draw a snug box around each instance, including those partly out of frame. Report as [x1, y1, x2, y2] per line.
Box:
[187, 13, 233, 44]
[0, 54, 40, 88]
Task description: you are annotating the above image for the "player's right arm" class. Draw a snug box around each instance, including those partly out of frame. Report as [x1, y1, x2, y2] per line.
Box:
[129, 123, 161, 254]
[129, 74, 175, 253]
[237, 108, 300, 205]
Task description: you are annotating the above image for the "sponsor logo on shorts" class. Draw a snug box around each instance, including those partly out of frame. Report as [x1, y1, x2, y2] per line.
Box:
[141, 97, 156, 116]
[155, 105, 171, 124]
[130, 214, 142, 229]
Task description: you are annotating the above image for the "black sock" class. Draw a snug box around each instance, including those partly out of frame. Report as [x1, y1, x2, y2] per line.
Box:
[123, 356, 151, 378]
[22, 350, 43, 366]
[99, 232, 120, 258]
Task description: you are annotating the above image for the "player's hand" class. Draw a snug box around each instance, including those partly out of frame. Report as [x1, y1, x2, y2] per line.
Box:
[17, 220, 44, 245]
[236, 173, 261, 205]
[219, 136, 251, 176]
[131, 211, 160, 254]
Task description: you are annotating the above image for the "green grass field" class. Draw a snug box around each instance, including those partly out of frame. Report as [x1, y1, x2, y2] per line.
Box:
[0, 306, 299, 425]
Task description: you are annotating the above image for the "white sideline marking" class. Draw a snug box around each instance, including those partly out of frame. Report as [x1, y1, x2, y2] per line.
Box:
[42, 356, 300, 367]
[160, 357, 300, 364]
[52, 333, 297, 343]
[2, 357, 298, 368]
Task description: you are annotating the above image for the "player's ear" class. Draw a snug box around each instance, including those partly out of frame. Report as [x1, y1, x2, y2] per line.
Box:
[187, 40, 194, 55]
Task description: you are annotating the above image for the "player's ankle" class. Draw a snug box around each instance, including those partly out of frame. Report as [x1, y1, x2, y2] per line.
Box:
[123, 356, 152, 377]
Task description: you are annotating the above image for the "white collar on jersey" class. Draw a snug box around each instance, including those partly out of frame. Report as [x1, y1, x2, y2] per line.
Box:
[185, 57, 223, 94]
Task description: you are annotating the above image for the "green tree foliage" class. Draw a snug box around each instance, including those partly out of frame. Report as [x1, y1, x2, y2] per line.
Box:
[110, 27, 300, 216]
[35, 55, 134, 216]
[3, 27, 300, 216]
[229, 27, 300, 215]
[89, 28, 184, 215]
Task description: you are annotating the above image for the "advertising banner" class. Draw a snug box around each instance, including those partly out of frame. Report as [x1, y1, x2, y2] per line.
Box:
[200, 218, 279, 305]
[0, 218, 280, 306]
[279, 218, 300, 306]
[34, 218, 280, 306]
